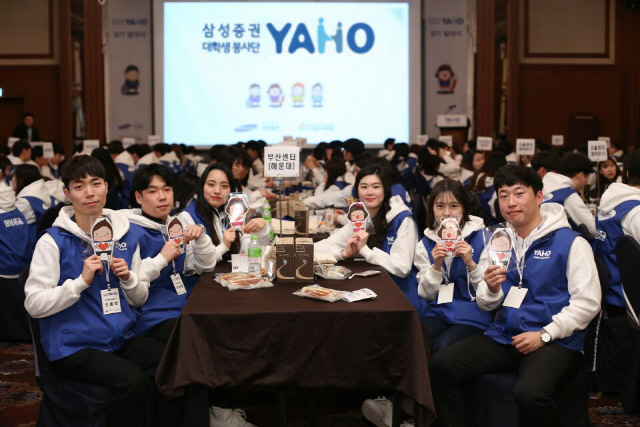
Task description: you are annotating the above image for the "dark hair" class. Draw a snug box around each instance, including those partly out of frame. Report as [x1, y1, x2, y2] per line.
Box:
[353, 163, 393, 249]
[594, 156, 621, 198]
[343, 138, 365, 158]
[466, 139, 477, 151]
[91, 148, 123, 191]
[31, 145, 44, 160]
[167, 217, 183, 235]
[173, 171, 199, 210]
[196, 163, 241, 253]
[53, 143, 65, 156]
[313, 142, 328, 162]
[391, 143, 409, 161]
[0, 155, 11, 178]
[23, 112, 34, 119]
[435, 64, 454, 78]
[425, 179, 472, 231]
[12, 140, 31, 158]
[327, 140, 343, 151]
[354, 151, 374, 169]
[493, 164, 543, 195]
[170, 143, 186, 165]
[625, 149, 640, 186]
[61, 154, 106, 189]
[127, 143, 151, 159]
[152, 143, 171, 156]
[367, 157, 401, 183]
[495, 138, 513, 156]
[535, 139, 551, 152]
[325, 157, 347, 189]
[245, 140, 263, 160]
[560, 153, 593, 178]
[347, 203, 369, 221]
[218, 146, 251, 186]
[420, 153, 445, 177]
[461, 149, 481, 172]
[92, 218, 113, 237]
[208, 144, 226, 163]
[132, 163, 174, 195]
[383, 138, 395, 150]
[107, 140, 124, 156]
[469, 152, 507, 193]
[530, 151, 561, 173]
[13, 164, 41, 195]
[125, 65, 139, 73]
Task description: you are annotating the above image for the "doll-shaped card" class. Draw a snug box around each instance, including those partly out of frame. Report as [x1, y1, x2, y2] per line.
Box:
[436, 217, 462, 257]
[91, 217, 114, 262]
[347, 202, 375, 234]
[225, 193, 249, 229]
[483, 224, 522, 272]
[166, 217, 185, 254]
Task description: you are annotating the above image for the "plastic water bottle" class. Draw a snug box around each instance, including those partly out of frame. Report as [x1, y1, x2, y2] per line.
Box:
[262, 199, 272, 221]
[266, 218, 275, 243]
[248, 235, 262, 275]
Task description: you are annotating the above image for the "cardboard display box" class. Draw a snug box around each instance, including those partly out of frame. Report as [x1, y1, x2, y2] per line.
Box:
[275, 237, 295, 282]
[293, 201, 309, 236]
[294, 238, 314, 283]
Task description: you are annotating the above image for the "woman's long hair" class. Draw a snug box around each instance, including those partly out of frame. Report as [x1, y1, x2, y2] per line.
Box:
[354, 164, 393, 249]
[468, 152, 506, 193]
[425, 179, 471, 231]
[13, 164, 42, 195]
[217, 146, 252, 187]
[594, 156, 621, 199]
[195, 163, 241, 254]
[325, 157, 347, 188]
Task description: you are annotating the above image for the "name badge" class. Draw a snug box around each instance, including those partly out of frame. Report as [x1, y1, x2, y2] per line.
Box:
[437, 282, 455, 304]
[101, 288, 122, 315]
[171, 274, 187, 295]
[503, 286, 528, 308]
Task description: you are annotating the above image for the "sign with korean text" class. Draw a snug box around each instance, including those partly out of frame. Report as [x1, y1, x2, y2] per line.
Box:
[516, 138, 535, 156]
[122, 137, 136, 148]
[588, 140, 608, 162]
[83, 140, 100, 153]
[439, 135, 453, 147]
[476, 136, 493, 151]
[551, 135, 564, 146]
[264, 146, 300, 178]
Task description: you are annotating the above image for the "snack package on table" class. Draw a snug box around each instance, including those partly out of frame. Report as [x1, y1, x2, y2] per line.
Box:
[294, 284, 343, 302]
[216, 272, 274, 291]
[314, 264, 353, 280]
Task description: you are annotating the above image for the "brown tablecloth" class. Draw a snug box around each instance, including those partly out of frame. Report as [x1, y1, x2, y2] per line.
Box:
[156, 260, 435, 426]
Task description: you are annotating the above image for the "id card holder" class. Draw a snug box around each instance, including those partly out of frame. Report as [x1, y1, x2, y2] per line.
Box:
[101, 288, 122, 315]
[171, 274, 187, 295]
[437, 282, 455, 304]
[503, 286, 528, 308]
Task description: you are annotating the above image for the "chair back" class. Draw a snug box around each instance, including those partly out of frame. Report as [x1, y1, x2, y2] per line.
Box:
[615, 235, 640, 329]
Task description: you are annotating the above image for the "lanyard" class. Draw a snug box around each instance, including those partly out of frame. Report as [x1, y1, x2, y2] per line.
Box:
[512, 219, 545, 288]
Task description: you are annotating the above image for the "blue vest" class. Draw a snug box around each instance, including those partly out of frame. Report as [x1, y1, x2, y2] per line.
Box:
[463, 177, 471, 188]
[160, 160, 183, 178]
[116, 163, 134, 209]
[484, 228, 585, 351]
[381, 211, 428, 319]
[420, 230, 492, 330]
[181, 200, 210, 292]
[334, 181, 346, 190]
[392, 183, 412, 209]
[542, 187, 579, 230]
[133, 225, 189, 336]
[475, 186, 496, 223]
[0, 209, 31, 275]
[22, 195, 52, 257]
[593, 200, 640, 307]
[40, 224, 144, 361]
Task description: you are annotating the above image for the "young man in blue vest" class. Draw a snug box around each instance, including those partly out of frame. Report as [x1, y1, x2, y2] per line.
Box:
[122, 163, 216, 344]
[24, 155, 178, 427]
[542, 152, 595, 237]
[429, 164, 601, 427]
[592, 149, 640, 397]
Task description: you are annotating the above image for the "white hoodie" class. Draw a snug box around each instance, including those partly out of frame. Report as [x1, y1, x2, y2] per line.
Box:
[115, 150, 136, 169]
[314, 195, 418, 278]
[0, 183, 16, 211]
[598, 182, 640, 240]
[15, 179, 54, 224]
[24, 207, 149, 319]
[120, 209, 217, 282]
[474, 203, 601, 342]
[414, 215, 485, 300]
[45, 179, 66, 204]
[304, 184, 354, 209]
[137, 152, 160, 166]
[542, 171, 596, 238]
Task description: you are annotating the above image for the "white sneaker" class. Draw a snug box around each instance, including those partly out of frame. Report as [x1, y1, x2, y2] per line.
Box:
[361, 397, 393, 427]
[209, 406, 257, 427]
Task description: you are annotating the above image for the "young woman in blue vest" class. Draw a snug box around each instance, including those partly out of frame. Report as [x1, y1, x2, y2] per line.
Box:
[24, 155, 183, 427]
[592, 150, 640, 396]
[315, 163, 427, 317]
[122, 164, 216, 343]
[314, 157, 348, 195]
[459, 149, 484, 188]
[429, 165, 601, 427]
[467, 152, 507, 224]
[180, 163, 269, 264]
[414, 179, 491, 354]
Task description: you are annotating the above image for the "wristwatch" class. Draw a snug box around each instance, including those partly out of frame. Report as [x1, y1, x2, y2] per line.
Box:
[197, 223, 206, 231]
[540, 328, 551, 343]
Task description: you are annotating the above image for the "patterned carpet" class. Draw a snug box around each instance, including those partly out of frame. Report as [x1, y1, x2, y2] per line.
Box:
[0, 340, 639, 427]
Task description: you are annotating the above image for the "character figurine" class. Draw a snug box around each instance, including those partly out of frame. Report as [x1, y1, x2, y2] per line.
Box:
[268, 83, 284, 107]
[488, 229, 512, 270]
[167, 217, 185, 254]
[312, 83, 323, 107]
[348, 202, 370, 233]
[436, 217, 462, 256]
[246, 83, 260, 107]
[225, 193, 250, 228]
[292, 83, 305, 107]
[92, 217, 114, 262]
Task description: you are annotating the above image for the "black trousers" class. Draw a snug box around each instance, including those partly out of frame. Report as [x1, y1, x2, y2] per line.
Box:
[147, 318, 178, 345]
[429, 333, 583, 427]
[51, 336, 183, 427]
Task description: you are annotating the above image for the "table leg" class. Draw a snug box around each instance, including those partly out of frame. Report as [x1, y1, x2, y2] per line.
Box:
[392, 391, 403, 427]
[278, 389, 287, 427]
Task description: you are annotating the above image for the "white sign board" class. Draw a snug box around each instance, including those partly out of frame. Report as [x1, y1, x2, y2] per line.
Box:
[551, 135, 564, 146]
[42, 142, 54, 159]
[439, 135, 453, 147]
[83, 140, 100, 154]
[122, 137, 136, 148]
[598, 136, 611, 148]
[264, 146, 301, 178]
[437, 114, 467, 128]
[476, 136, 493, 151]
[416, 135, 429, 146]
[588, 140, 608, 162]
[148, 135, 161, 145]
[516, 138, 535, 156]
[7, 137, 19, 148]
